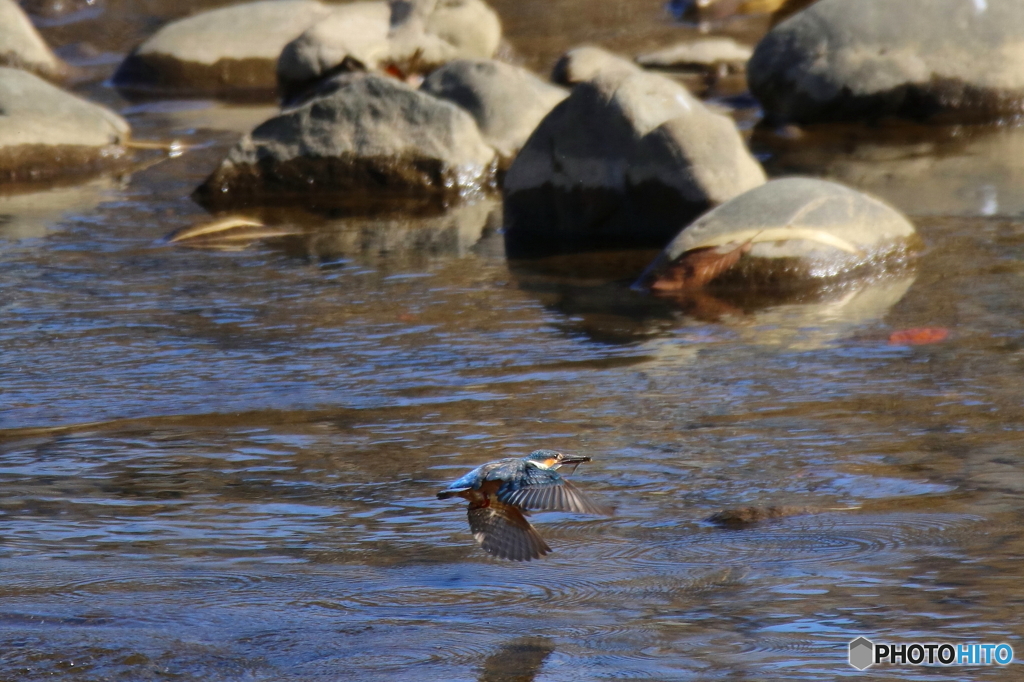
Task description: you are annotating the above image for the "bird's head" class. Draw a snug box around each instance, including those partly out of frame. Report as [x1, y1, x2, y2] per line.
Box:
[526, 450, 591, 469]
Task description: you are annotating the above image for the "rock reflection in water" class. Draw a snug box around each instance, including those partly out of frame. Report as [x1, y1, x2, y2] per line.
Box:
[758, 123, 1024, 218]
[477, 637, 555, 682]
[0, 177, 121, 240]
[510, 249, 916, 348]
[169, 199, 502, 261]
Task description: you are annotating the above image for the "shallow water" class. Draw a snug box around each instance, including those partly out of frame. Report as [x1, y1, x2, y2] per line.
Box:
[4, 1, 1024, 680]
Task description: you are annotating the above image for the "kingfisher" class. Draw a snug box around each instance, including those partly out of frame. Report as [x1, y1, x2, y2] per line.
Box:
[437, 450, 611, 561]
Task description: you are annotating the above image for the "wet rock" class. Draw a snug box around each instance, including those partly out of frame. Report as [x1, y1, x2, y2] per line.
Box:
[113, 0, 333, 99]
[1, 0, 66, 79]
[420, 59, 567, 160]
[637, 38, 752, 74]
[503, 68, 766, 256]
[195, 73, 496, 209]
[749, 0, 1024, 124]
[639, 178, 919, 291]
[551, 46, 639, 86]
[0, 67, 130, 183]
[277, 0, 501, 100]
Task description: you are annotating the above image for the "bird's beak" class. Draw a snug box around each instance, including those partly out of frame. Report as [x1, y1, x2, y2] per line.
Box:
[559, 454, 591, 465]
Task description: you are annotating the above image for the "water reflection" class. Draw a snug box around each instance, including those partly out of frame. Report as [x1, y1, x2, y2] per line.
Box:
[757, 123, 1024, 218]
[169, 199, 502, 263]
[0, 178, 123, 241]
[477, 637, 555, 682]
[509, 250, 917, 347]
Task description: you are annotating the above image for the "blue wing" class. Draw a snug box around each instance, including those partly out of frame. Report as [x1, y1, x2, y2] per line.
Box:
[497, 464, 611, 515]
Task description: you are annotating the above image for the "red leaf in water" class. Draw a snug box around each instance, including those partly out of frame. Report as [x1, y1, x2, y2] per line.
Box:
[650, 239, 752, 293]
[888, 327, 949, 345]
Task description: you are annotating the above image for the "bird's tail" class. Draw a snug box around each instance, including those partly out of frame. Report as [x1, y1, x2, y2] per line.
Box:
[468, 501, 551, 561]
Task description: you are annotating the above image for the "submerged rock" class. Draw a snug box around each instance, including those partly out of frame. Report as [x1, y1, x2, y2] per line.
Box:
[0, 67, 130, 183]
[638, 177, 919, 291]
[551, 46, 639, 86]
[749, 0, 1024, 124]
[0, 0, 66, 79]
[503, 67, 766, 257]
[277, 0, 501, 100]
[421, 59, 567, 160]
[113, 0, 333, 99]
[637, 38, 752, 73]
[195, 73, 496, 209]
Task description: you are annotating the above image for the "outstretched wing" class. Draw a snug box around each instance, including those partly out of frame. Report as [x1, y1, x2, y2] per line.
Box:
[467, 501, 551, 561]
[498, 467, 612, 516]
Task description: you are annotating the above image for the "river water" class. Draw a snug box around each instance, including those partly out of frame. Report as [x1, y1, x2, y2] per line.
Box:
[3, 1, 1024, 680]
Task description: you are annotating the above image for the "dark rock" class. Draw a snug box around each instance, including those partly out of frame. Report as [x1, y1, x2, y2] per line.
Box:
[0, 67, 130, 183]
[113, 0, 333, 99]
[195, 73, 496, 209]
[749, 0, 1024, 124]
[503, 67, 765, 257]
[420, 59, 567, 160]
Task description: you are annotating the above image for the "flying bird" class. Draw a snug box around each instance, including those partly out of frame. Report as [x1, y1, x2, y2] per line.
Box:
[437, 450, 611, 561]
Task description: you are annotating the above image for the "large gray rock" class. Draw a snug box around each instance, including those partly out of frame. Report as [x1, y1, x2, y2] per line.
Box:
[420, 59, 567, 160]
[0, 67, 130, 182]
[551, 46, 639, 86]
[1, 0, 65, 79]
[277, 0, 501, 100]
[639, 178, 920, 289]
[113, 0, 333, 98]
[195, 73, 496, 208]
[503, 68, 766, 256]
[749, 0, 1024, 124]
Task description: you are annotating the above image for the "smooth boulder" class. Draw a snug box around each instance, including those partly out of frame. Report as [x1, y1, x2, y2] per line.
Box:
[551, 46, 639, 86]
[749, 0, 1024, 124]
[276, 1, 392, 100]
[0, 0, 65, 79]
[113, 0, 333, 98]
[639, 178, 920, 289]
[277, 0, 501, 100]
[195, 73, 496, 208]
[0, 67, 130, 182]
[420, 59, 567, 160]
[503, 67, 766, 256]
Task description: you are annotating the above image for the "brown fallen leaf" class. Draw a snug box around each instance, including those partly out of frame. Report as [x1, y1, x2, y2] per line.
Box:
[649, 238, 753, 293]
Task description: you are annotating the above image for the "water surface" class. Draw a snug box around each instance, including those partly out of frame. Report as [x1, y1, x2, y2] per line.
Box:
[3, 1, 1024, 679]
